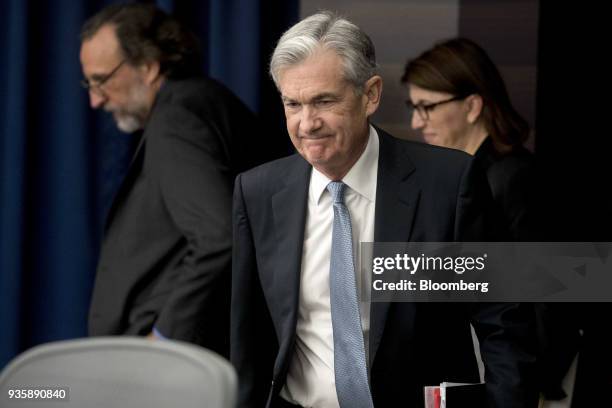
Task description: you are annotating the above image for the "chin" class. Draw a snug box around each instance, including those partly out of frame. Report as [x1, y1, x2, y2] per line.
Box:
[303, 155, 328, 169]
[422, 134, 435, 144]
[115, 115, 143, 133]
[302, 144, 330, 162]
[424, 135, 445, 148]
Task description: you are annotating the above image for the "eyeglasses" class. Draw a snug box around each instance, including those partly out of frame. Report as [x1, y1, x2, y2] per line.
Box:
[405, 95, 465, 122]
[80, 59, 126, 94]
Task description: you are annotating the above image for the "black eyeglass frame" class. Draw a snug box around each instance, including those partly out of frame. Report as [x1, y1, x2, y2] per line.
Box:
[405, 95, 466, 121]
[80, 59, 127, 93]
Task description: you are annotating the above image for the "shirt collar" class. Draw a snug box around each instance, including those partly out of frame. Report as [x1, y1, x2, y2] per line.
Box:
[310, 125, 380, 205]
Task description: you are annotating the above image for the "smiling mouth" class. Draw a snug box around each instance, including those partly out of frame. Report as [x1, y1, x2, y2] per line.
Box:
[300, 134, 331, 140]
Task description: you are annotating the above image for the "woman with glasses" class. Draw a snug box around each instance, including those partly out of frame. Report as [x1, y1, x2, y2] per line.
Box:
[401, 38, 581, 405]
[401, 37, 533, 240]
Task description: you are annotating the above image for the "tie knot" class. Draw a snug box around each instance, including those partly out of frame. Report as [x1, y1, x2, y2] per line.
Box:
[327, 181, 346, 203]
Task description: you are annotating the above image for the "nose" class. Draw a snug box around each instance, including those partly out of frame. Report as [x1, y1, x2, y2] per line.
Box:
[299, 105, 322, 134]
[89, 89, 107, 109]
[411, 110, 425, 129]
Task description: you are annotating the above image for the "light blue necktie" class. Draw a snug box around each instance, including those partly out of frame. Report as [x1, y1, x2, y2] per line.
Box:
[327, 181, 374, 408]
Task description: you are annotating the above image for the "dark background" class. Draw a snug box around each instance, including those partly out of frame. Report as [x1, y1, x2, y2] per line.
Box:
[537, 3, 612, 404]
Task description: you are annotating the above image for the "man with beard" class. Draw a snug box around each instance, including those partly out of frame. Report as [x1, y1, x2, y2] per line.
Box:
[79, 3, 258, 354]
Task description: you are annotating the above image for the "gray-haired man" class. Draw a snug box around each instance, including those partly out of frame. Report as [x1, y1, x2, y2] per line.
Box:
[230, 11, 536, 408]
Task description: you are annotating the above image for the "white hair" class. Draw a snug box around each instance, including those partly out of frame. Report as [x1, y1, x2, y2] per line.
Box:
[269, 11, 378, 91]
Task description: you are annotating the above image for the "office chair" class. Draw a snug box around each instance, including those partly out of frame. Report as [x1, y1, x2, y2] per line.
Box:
[0, 337, 236, 408]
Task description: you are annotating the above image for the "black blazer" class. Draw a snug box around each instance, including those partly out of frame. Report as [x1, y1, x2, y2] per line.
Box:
[89, 77, 258, 355]
[476, 138, 581, 399]
[474, 137, 537, 241]
[231, 128, 537, 408]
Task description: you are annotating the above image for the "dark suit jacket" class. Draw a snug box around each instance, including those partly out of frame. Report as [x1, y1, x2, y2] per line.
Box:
[475, 138, 580, 400]
[474, 137, 537, 241]
[231, 128, 537, 408]
[89, 77, 259, 355]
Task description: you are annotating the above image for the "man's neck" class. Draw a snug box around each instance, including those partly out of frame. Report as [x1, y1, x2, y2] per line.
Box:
[462, 124, 488, 156]
[143, 76, 166, 124]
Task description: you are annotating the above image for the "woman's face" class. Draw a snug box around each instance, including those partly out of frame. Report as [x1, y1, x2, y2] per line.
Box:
[407, 84, 472, 151]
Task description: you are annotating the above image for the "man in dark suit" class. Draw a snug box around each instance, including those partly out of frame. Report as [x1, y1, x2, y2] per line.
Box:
[79, 4, 258, 354]
[231, 11, 537, 408]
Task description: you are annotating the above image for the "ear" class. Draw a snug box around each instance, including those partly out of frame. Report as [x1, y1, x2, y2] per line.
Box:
[466, 94, 484, 124]
[140, 60, 162, 85]
[363, 75, 383, 117]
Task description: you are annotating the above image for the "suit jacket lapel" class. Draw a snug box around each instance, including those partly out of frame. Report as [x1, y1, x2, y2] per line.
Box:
[104, 131, 147, 232]
[270, 157, 311, 375]
[369, 130, 420, 366]
[104, 82, 165, 233]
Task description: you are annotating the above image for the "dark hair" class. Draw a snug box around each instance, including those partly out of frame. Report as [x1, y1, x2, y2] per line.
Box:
[401, 38, 529, 152]
[81, 3, 201, 79]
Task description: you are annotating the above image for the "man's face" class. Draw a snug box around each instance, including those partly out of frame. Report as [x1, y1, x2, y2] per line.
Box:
[80, 24, 155, 133]
[278, 48, 382, 180]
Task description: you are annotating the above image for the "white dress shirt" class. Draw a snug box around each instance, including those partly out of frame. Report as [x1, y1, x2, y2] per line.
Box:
[281, 126, 379, 407]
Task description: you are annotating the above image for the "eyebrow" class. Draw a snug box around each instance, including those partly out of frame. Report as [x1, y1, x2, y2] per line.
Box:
[89, 74, 107, 82]
[281, 96, 295, 103]
[410, 98, 433, 105]
[312, 93, 339, 102]
[281, 92, 340, 103]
